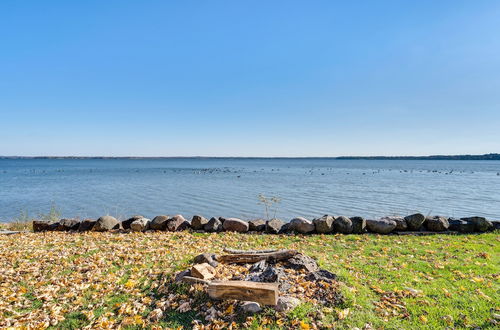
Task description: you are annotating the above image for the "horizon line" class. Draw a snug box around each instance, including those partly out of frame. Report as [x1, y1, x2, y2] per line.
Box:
[0, 153, 499, 160]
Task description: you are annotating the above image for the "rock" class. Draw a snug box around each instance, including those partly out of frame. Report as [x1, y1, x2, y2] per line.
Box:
[122, 215, 144, 230]
[265, 218, 284, 234]
[92, 216, 120, 231]
[191, 215, 209, 230]
[366, 219, 397, 234]
[460, 217, 493, 232]
[448, 219, 475, 233]
[275, 296, 301, 312]
[278, 222, 290, 234]
[313, 215, 334, 233]
[204, 217, 223, 232]
[150, 215, 170, 231]
[55, 218, 80, 231]
[249, 260, 267, 273]
[223, 218, 249, 233]
[286, 253, 319, 272]
[404, 213, 426, 231]
[174, 269, 191, 282]
[191, 263, 216, 280]
[78, 219, 96, 232]
[350, 216, 366, 234]
[218, 217, 227, 224]
[32, 220, 55, 232]
[166, 215, 190, 231]
[288, 217, 315, 234]
[248, 219, 266, 231]
[241, 301, 262, 314]
[333, 216, 353, 234]
[305, 269, 337, 282]
[253, 266, 284, 283]
[382, 216, 407, 231]
[193, 253, 218, 267]
[425, 216, 449, 232]
[130, 218, 150, 232]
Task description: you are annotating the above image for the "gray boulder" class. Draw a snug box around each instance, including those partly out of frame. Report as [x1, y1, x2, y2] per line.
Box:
[78, 219, 96, 232]
[150, 215, 170, 231]
[275, 296, 301, 312]
[191, 215, 209, 230]
[166, 215, 190, 231]
[248, 219, 266, 231]
[404, 213, 426, 231]
[382, 216, 407, 231]
[93, 216, 120, 231]
[223, 218, 249, 232]
[313, 215, 334, 233]
[460, 217, 493, 232]
[122, 215, 144, 230]
[333, 216, 353, 234]
[448, 219, 475, 233]
[130, 218, 150, 232]
[265, 218, 284, 234]
[204, 217, 223, 232]
[288, 217, 315, 234]
[350, 216, 366, 234]
[366, 218, 397, 234]
[425, 216, 449, 232]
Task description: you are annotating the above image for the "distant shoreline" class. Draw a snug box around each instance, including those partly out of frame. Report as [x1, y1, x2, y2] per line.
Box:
[0, 153, 499, 160]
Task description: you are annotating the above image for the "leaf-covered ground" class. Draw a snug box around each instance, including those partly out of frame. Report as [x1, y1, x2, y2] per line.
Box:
[0, 231, 498, 329]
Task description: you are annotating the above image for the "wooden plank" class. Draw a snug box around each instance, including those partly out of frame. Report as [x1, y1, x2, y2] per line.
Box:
[223, 248, 279, 254]
[207, 280, 279, 305]
[218, 249, 298, 264]
[181, 276, 211, 285]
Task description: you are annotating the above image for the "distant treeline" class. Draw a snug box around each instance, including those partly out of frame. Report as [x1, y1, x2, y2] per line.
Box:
[0, 153, 499, 160]
[335, 153, 500, 160]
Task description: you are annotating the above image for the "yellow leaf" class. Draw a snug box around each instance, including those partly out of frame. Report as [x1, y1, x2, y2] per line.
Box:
[299, 320, 310, 329]
[124, 280, 136, 288]
[419, 315, 428, 323]
[225, 304, 234, 314]
[472, 277, 484, 283]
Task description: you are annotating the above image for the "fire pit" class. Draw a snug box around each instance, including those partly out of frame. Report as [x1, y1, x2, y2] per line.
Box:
[156, 248, 345, 324]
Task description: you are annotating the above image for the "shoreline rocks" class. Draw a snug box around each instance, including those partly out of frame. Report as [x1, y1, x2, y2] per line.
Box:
[366, 218, 397, 234]
[404, 213, 425, 230]
[27, 212, 498, 235]
[425, 216, 449, 232]
[93, 216, 120, 231]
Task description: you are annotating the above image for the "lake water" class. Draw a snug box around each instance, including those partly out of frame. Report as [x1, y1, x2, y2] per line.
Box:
[0, 158, 499, 222]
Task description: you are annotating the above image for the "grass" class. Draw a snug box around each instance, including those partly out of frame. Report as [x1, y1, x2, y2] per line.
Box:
[1, 204, 62, 232]
[0, 231, 498, 329]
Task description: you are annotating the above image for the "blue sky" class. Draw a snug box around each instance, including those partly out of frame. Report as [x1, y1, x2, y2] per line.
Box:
[1, 1, 499, 157]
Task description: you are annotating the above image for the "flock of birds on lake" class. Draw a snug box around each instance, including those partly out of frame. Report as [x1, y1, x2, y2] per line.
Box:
[1, 167, 499, 177]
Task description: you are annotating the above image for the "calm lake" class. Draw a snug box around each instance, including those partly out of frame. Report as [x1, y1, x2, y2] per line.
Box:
[0, 158, 499, 222]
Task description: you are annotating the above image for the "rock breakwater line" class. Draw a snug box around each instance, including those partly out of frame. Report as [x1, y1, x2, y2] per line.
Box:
[31, 213, 499, 235]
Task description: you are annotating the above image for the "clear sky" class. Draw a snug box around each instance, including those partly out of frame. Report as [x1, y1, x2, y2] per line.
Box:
[1, 1, 499, 157]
